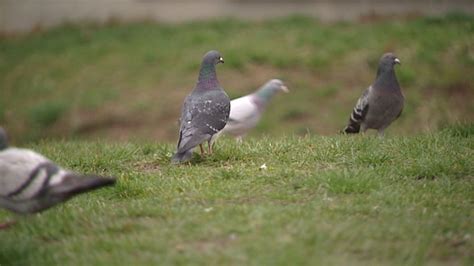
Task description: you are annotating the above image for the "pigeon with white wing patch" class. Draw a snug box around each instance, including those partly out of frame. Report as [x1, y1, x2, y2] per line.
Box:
[342, 53, 404, 137]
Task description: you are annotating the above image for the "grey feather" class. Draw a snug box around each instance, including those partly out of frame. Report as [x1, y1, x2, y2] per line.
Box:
[172, 50, 230, 163]
[343, 88, 370, 133]
[0, 129, 115, 214]
[343, 53, 404, 136]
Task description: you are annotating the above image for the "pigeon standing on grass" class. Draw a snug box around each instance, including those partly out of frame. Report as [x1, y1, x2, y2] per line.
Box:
[171, 50, 230, 163]
[0, 127, 116, 217]
[215, 79, 289, 142]
[342, 53, 404, 136]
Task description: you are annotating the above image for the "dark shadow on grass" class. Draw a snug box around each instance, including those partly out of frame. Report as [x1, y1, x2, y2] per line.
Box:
[415, 175, 437, 180]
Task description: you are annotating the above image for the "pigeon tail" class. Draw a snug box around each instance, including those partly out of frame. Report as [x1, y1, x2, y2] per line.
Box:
[342, 100, 369, 134]
[343, 105, 365, 133]
[342, 119, 361, 134]
[0, 174, 115, 214]
[50, 174, 116, 197]
[171, 150, 193, 164]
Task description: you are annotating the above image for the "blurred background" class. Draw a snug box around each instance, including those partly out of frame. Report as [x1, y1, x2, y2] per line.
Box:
[0, 0, 473, 143]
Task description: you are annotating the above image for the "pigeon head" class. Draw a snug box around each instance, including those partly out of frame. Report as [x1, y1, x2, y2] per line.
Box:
[197, 50, 224, 89]
[374, 53, 401, 90]
[0, 127, 8, 150]
[378, 53, 400, 72]
[268, 79, 289, 93]
[202, 50, 224, 66]
[255, 79, 289, 102]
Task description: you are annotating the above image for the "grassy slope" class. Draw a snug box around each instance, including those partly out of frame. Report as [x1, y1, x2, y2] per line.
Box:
[0, 125, 472, 265]
[0, 14, 473, 143]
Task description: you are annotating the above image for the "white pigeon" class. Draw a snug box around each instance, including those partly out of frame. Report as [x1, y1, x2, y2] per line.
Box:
[214, 79, 289, 142]
[0, 127, 115, 215]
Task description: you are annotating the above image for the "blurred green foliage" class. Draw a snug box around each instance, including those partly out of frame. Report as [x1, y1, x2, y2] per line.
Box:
[0, 14, 473, 143]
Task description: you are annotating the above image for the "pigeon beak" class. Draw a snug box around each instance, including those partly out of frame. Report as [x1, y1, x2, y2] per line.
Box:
[394, 58, 401, 65]
[218, 57, 224, 64]
[280, 85, 289, 93]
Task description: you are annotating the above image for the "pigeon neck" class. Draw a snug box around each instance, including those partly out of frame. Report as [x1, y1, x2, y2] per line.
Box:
[255, 87, 275, 103]
[374, 68, 400, 91]
[196, 63, 219, 90]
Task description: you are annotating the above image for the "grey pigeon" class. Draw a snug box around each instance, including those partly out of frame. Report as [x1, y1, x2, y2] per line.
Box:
[215, 79, 289, 142]
[342, 53, 404, 136]
[0, 127, 115, 215]
[171, 50, 230, 163]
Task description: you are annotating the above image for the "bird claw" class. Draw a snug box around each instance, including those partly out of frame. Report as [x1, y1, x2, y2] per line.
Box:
[199, 144, 207, 156]
[208, 144, 213, 155]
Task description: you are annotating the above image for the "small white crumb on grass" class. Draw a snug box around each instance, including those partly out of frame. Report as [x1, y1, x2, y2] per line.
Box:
[259, 163, 267, 170]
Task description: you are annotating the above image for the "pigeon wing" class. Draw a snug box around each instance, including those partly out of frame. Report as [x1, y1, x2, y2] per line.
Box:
[228, 95, 259, 124]
[354, 87, 370, 121]
[343, 86, 370, 133]
[177, 90, 230, 152]
[0, 148, 53, 198]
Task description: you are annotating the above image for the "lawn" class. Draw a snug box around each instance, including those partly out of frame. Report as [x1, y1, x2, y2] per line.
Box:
[0, 124, 473, 265]
[0, 14, 473, 143]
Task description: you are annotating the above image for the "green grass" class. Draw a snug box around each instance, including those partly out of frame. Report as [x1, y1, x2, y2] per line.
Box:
[0, 14, 473, 264]
[0, 125, 473, 265]
[0, 14, 473, 142]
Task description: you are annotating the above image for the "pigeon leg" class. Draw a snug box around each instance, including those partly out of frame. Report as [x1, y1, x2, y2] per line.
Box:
[378, 129, 385, 138]
[208, 135, 217, 154]
[0, 220, 17, 230]
[208, 141, 213, 155]
[199, 144, 205, 155]
[211, 141, 216, 153]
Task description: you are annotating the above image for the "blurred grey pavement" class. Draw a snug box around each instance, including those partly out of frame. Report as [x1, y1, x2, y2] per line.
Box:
[1, 0, 473, 33]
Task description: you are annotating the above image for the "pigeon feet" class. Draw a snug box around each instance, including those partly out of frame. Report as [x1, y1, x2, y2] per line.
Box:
[199, 143, 214, 156]
[206, 139, 215, 155]
[377, 129, 385, 138]
[199, 144, 206, 156]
